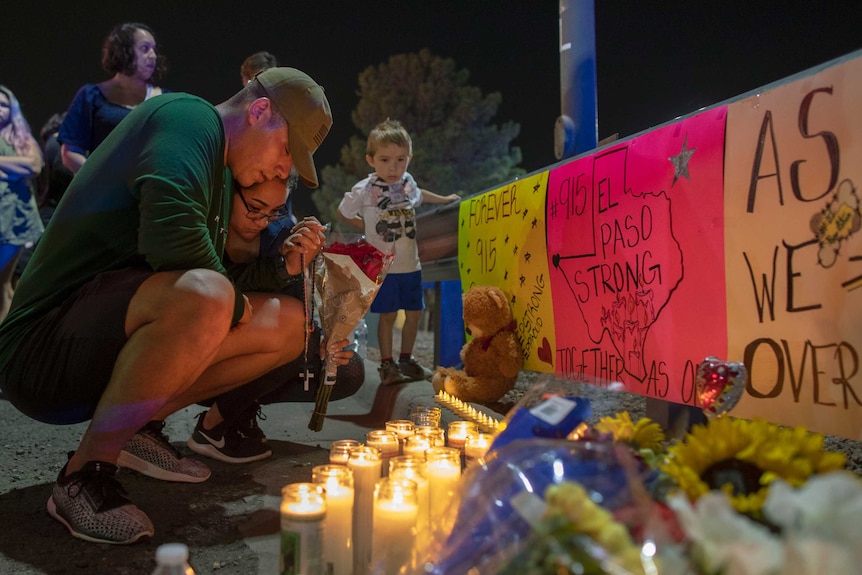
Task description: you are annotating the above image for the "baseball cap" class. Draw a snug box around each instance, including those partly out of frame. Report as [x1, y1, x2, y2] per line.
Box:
[257, 67, 332, 188]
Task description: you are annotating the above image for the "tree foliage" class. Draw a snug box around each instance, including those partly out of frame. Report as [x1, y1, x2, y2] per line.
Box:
[313, 49, 524, 225]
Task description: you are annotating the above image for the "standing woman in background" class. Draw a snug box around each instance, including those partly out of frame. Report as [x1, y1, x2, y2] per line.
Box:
[0, 85, 44, 322]
[59, 22, 168, 173]
[240, 51, 279, 85]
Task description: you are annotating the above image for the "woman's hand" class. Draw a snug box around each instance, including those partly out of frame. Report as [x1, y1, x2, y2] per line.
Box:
[279, 217, 327, 275]
[0, 155, 40, 180]
[322, 337, 355, 366]
[237, 293, 253, 325]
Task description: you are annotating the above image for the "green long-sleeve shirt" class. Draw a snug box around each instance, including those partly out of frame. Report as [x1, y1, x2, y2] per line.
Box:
[0, 93, 239, 369]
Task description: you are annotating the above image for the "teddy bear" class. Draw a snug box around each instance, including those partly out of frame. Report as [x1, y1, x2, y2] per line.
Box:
[432, 285, 524, 403]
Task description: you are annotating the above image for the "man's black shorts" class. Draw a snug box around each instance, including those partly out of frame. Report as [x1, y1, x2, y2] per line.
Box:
[0, 268, 153, 424]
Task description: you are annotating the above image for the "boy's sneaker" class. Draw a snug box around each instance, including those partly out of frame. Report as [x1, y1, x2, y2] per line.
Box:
[234, 403, 268, 444]
[187, 411, 272, 464]
[117, 420, 211, 483]
[398, 356, 433, 382]
[378, 361, 407, 385]
[47, 456, 154, 545]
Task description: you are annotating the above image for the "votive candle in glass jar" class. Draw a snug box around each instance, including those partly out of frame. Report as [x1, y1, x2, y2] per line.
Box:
[409, 405, 441, 427]
[446, 420, 478, 451]
[370, 477, 418, 575]
[389, 455, 430, 557]
[311, 465, 354, 575]
[425, 447, 462, 537]
[385, 419, 415, 453]
[330, 439, 362, 465]
[347, 446, 381, 575]
[280, 482, 326, 575]
[366, 430, 400, 476]
[464, 433, 493, 462]
[414, 425, 445, 447]
[402, 434, 431, 459]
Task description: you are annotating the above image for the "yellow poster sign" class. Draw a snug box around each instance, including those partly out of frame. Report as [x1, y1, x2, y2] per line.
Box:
[458, 171, 555, 372]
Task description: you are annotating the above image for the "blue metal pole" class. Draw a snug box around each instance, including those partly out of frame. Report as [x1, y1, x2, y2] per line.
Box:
[556, 0, 598, 159]
[437, 280, 465, 368]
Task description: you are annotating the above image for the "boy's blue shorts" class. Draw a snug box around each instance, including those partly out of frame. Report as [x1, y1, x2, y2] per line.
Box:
[371, 270, 425, 313]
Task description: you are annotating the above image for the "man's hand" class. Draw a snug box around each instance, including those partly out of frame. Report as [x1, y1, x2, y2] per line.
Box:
[278, 217, 327, 275]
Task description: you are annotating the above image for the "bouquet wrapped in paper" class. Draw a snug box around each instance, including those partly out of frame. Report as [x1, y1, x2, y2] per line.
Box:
[308, 232, 394, 431]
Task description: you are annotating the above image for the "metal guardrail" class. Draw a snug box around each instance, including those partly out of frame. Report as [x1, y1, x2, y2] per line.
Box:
[415, 201, 463, 367]
[416, 200, 460, 281]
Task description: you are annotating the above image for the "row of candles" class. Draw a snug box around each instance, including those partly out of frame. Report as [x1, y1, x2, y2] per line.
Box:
[434, 390, 502, 433]
[279, 408, 496, 575]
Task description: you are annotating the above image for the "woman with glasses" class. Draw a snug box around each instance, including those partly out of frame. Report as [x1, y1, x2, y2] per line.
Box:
[187, 178, 363, 463]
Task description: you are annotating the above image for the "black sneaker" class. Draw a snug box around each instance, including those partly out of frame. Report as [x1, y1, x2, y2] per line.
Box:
[117, 420, 211, 483]
[398, 356, 433, 382]
[47, 455, 154, 544]
[378, 361, 407, 385]
[234, 403, 268, 444]
[187, 411, 272, 464]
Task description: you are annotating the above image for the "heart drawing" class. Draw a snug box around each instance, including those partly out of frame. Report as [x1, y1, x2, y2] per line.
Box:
[537, 337, 553, 365]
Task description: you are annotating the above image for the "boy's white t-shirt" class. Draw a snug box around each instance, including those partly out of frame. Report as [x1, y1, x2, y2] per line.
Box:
[338, 172, 423, 274]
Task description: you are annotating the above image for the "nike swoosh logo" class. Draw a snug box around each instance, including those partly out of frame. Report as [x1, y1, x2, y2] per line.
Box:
[199, 429, 225, 449]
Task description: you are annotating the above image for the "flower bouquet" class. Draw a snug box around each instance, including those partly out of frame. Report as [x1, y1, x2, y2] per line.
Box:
[418, 364, 859, 575]
[308, 232, 393, 431]
[421, 375, 679, 575]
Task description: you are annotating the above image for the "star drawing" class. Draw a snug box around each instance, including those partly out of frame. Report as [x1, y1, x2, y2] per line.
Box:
[668, 134, 696, 186]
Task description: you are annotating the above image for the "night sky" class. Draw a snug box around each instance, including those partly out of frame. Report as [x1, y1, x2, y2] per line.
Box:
[3, 1, 860, 177]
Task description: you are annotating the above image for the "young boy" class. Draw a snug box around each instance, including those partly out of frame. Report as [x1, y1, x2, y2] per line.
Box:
[338, 119, 458, 384]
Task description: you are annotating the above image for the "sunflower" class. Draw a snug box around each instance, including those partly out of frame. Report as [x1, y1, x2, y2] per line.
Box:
[594, 411, 666, 451]
[661, 417, 846, 516]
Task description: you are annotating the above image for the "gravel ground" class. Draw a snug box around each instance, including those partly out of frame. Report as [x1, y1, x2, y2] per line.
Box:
[370, 328, 862, 475]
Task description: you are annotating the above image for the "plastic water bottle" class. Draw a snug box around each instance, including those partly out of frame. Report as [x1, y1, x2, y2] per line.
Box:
[354, 318, 368, 359]
[151, 543, 195, 575]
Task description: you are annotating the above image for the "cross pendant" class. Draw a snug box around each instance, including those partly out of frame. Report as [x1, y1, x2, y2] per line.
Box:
[301, 367, 316, 391]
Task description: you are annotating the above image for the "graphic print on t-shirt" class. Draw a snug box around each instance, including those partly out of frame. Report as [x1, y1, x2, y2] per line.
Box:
[371, 178, 416, 243]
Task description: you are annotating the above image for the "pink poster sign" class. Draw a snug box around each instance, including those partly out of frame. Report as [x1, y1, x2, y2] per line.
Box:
[546, 108, 727, 403]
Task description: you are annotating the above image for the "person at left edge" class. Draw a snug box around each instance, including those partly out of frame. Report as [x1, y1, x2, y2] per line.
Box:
[0, 67, 346, 545]
[0, 85, 44, 323]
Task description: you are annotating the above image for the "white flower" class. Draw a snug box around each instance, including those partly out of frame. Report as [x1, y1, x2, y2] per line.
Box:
[668, 471, 862, 575]
[782, 538, 856, 575]
[764, 471, 862, 574]
[668, 492, 782, 575]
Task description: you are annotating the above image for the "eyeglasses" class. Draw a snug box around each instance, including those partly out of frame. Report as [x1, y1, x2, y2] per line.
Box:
[236, 188, 289, 224]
